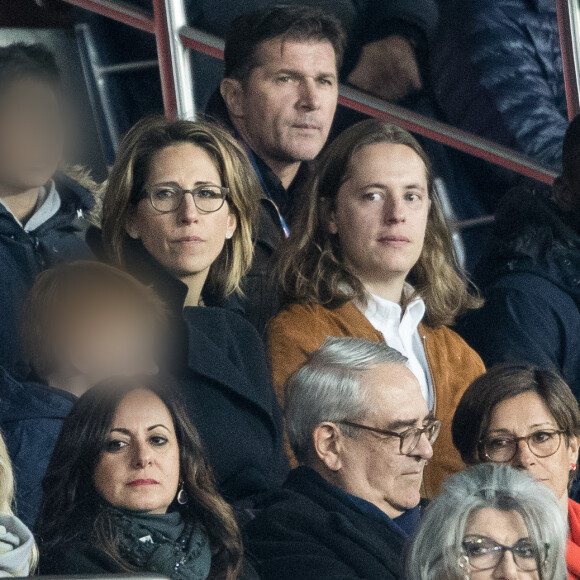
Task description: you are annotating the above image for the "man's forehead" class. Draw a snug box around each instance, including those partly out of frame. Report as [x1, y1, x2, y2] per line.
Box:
[252, 36, 338, 72]
[361, 364, 428, 423]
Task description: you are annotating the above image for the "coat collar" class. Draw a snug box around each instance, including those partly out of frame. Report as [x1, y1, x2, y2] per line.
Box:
[122, 239, 277, 421]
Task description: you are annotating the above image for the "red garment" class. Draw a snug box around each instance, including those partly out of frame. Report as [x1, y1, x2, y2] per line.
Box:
[568, 499, 580, 579]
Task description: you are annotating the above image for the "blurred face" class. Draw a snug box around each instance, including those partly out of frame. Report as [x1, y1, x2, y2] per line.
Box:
[328, 143, 431, 294]
[335, 363, 433, 518]
[0, 76, 64, 192]
[55, 307, 160, 384]
[463, 508, 539, 580]
[232, 39, 338, 168]
[94, 389, 180, 514]
[126, 143, 237, 283]
[484, 392, 579, 502]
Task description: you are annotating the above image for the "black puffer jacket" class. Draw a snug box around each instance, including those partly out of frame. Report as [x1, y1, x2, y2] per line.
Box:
[0, 175, 94, 370]
[457, 185, 580, 398]
[431, 0, 567, 171]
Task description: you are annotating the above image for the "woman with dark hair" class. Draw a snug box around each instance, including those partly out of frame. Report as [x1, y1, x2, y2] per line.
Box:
[37, 377, 254, 579]
[95, 115, 288, 504]
[452, 364, 580, 577]
[269, 118, 484, 496]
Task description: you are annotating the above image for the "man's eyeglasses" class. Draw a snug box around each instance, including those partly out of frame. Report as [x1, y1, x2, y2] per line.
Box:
[462, 535, 547, 572]
[479, 430, 564, 463]
[339, 419, 441, 456]
[138, 185, 230, 214]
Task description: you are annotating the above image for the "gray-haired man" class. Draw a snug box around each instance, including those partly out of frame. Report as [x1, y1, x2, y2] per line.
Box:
[245, 337, 439, 580]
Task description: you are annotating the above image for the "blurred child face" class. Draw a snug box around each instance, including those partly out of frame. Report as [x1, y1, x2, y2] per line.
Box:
[50, 302, 160, 385]
[0, 77, 64, 192]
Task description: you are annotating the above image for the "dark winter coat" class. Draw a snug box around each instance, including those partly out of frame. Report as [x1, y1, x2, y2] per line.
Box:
[245, 466, 415, 580]
[98, 237, 290, 504]
[0, 366, 75, 529]
[40, 533, 260, 579]
[431, 0, 567, 171]
[0, 174, 94, 370]
[457, 185, 580, 398]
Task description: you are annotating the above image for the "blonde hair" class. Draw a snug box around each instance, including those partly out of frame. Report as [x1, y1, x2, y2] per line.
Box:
[0, 432, 38, 572]
[277, 119, 482, 328]
[101, 116, 262, 300]
[20, 261, 167, 377]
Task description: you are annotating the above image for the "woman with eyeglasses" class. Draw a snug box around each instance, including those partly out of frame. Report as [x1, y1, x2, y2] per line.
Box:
[94, 116, 289, 506]
[452, 364, 580, 578]
[406, 464, 568, 580]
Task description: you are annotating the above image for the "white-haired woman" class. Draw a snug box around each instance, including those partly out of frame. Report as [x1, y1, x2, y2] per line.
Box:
[406, 464, 567, 580]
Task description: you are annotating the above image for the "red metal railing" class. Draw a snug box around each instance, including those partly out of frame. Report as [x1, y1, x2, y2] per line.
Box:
[557, 0, 580, 120]
[61, 0, 570, 186]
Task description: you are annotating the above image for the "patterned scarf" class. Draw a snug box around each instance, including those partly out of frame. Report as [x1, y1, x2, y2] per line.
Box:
[107, 507, 212, 580]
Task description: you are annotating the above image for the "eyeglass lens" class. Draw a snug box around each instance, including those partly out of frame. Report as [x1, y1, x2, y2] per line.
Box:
[483, 430, 562, 463]
[463, 537, 540, 572]
[149, 185, 226, 213]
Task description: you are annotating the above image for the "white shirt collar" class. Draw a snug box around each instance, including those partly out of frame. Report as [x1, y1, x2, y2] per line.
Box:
[364, 283, 426, 332]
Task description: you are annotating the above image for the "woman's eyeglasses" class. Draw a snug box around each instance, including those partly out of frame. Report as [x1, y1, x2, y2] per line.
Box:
[139, 185, 230, 214]
[339, 419, 441, 456]
[480, 430, 564, 463]
[462, 535, 547, 572]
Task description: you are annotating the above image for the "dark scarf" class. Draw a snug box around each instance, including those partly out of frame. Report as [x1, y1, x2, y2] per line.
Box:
[108, 507, 212, 580]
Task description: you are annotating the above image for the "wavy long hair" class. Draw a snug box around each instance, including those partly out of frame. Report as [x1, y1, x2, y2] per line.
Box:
[37, 376, 243, 579]
[276, 119, 481, 328]
[101, 115, 262, 300]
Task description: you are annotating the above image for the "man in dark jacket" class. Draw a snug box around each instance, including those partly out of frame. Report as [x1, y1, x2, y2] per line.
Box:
[245, 337, 438, 579]
[431, 0, 566, 173]
[208, 6, 344, 333]
[458, 115, 580, 399]
[0, 261, 165, 529]
[0, 43, 95, 369]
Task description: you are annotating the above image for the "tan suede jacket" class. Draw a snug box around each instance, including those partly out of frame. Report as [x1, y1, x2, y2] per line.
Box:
[268, 300, 485, 498]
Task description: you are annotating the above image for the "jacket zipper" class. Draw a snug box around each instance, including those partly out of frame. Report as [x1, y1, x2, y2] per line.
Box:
[421, 333, 436, 498]
[422, 333, 436, 417]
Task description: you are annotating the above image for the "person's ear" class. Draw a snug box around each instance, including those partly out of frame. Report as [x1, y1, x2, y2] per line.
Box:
[220, 78, 245, 119]
[322, 197, 339, 235]
[567, 435, 579, 466]
[124, 208, 141, 240]
[225, 212, 237, 240]
[312, 422, 344, 471]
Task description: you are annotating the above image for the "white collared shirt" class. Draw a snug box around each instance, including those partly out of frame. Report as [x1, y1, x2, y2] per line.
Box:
[357, 285, 434, 409]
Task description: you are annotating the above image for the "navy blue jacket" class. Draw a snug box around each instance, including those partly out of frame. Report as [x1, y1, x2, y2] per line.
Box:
[0, 366, 75, 529]
[245, 467, 415, 579]
[0, 175, 94, 370]
[457, 185, 580, 399]
[431, 0, 567, 171]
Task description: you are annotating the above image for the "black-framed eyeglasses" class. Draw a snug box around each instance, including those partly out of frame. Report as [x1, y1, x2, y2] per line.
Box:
[339, 419, 441, 456]
[479, 430, 564, 463]
[462, 535, 548, 572]
[139, 184, 230, 214]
